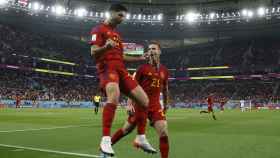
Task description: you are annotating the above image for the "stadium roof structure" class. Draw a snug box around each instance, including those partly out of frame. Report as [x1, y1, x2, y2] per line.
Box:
[54, 0, 274, 8]
[91, 0, 232, 5]
[2, 0, 280, 40]
[88, 0, 271, 6]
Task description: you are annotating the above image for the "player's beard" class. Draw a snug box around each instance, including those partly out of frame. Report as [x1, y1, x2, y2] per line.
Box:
[114, 18, 123, 25]
[107, 18, 122, 27]
[151, 56, 159, 67]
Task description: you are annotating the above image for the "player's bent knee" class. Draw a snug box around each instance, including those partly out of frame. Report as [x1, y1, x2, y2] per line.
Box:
[158, 127, 168, 137]
[106, 83, 120, 104]
[142, 95, 149, 107]
[107, 97, 119, 105]
[106, 95, 119, 105]
[130, 86, 149, 108]
[154, 121, 168, 137]
[137, 87, 149, 107]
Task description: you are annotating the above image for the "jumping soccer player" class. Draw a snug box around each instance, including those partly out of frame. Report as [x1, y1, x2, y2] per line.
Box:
[111, 41, 170, 158]
[90, 3, 150, 156]
[200, 94, 217, 120]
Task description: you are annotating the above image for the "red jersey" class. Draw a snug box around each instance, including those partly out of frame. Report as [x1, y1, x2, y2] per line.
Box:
[16, 96, 21, 107]
[207, 96, 214, 105]
[220, 99, 227, 105]
[135, 64, 169, 110]
[89, 23, 124, 64]
[16, 96, 21, 102]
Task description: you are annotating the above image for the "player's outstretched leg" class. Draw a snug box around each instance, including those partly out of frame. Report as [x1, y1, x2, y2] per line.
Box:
[111, 121, 135, 145]
[211, 112, 217, 120]
[100, 83, 120, 156]
[127, 85, 156, 153]
[209, 107, 217, 120]
[133, 108, 157, 154]
[200, 110, 209, 114]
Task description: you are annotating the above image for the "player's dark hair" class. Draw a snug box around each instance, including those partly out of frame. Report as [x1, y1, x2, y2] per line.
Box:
[149, 40, 161, 49]
[109, 3, 128, 12]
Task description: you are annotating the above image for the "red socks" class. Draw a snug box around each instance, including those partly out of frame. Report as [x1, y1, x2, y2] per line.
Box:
[160, 136, 169, 158]
[136, 108, 147, 135]
[111, 129, 124, 145]
[102, 103, 117, 136]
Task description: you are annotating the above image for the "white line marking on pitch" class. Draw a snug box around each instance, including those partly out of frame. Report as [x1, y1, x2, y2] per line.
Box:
[0, 124, 93, 133]
[0, 144, 102, 158]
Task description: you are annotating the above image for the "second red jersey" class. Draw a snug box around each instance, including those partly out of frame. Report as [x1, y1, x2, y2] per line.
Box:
[135, 64, 169, 110]
[207, 97, 214, 105]
[16, 96, 21, 101]
[220, 99, 226, 105]
[89, 23, 124, 64]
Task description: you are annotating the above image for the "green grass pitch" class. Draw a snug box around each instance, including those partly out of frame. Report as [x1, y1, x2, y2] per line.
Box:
[0, 108, 279, 158]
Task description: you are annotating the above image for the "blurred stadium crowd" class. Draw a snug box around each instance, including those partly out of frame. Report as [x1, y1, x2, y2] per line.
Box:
[1, 23, 280, 107]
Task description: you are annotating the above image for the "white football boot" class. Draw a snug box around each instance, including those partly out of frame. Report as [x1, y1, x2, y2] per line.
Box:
[133, 135, 157, 154]
[100, 136, 115, 156]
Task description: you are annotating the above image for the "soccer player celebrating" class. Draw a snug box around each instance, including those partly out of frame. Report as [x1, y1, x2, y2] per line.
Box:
[200, 93, 217, 120]
[90, 3, 150, 156]
[111, 41, 170, 158]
